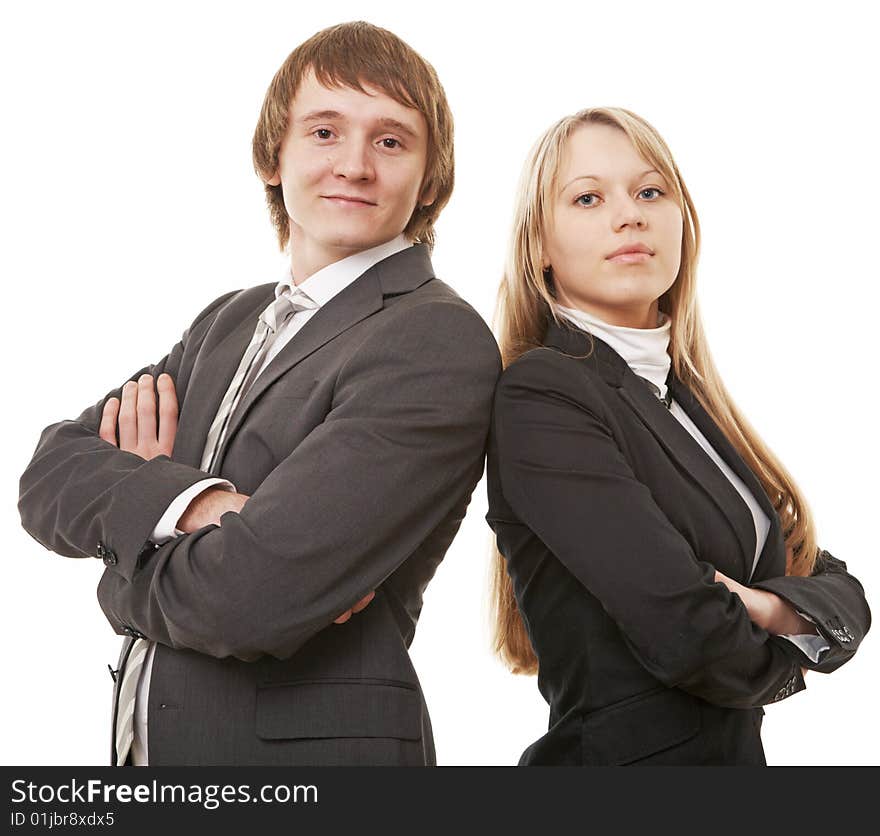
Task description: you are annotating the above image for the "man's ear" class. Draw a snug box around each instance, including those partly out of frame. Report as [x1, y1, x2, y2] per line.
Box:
[419, 180, 438, 209]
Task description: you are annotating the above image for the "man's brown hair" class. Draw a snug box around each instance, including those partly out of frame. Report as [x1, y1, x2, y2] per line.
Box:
[252, 21, 454, 252]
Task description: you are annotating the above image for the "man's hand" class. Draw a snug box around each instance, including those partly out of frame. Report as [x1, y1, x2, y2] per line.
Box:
[99, 373, 251, 531]
[100, 371, 374, 626]
[333, 591, 375, 624]
[100, 373, 178, 459]
[180, 490, 373, 624]
[177, 486, 249, 532]
[714, 570, 818, 637]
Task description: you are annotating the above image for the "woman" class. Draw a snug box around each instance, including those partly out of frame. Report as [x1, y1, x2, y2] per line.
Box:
[486, 107, 871, 765]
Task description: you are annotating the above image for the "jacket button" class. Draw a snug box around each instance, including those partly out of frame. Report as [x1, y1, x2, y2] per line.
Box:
[97, 542, 117, 564]
[101, 545, 118, 566]
[138, 540, 160, 559]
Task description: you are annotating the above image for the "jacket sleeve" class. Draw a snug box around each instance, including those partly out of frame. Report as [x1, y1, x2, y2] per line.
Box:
[18, 290, 241, 565]
[493, 352, 807, 709]
[751, 550, 871, 673]
[95, 300, 502, 662]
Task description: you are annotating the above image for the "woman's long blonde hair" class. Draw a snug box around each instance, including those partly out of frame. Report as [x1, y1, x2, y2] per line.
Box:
[491, 107, 819, 675]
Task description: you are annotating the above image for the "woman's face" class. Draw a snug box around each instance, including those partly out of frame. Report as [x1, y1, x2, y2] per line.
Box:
[543, 123, 683, 328]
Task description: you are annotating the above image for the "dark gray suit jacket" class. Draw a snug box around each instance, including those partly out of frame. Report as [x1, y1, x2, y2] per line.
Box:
[487, 318, 870, 765]
[19, 244, 501, 765]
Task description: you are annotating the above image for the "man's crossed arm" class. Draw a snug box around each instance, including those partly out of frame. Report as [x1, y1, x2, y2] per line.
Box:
[20, 294, 500, 663]
[99, 371, 374, 625]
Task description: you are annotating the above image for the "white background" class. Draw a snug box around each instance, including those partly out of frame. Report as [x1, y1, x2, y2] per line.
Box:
[3, 0, 877, 765]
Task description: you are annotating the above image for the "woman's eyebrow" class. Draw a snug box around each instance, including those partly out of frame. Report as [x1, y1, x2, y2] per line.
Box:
[560, 169, 664, 193]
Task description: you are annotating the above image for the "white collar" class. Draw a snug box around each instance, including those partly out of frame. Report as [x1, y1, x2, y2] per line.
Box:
[275, 234, 412, 307]
[557, 304, 673, 398]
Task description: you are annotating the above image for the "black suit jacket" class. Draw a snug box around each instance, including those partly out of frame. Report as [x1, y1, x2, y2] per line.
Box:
[486, 318, 870, 765]
[19, 245, 501, 765]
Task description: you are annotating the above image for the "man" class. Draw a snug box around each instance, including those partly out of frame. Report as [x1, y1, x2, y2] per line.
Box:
[18, 21, 500, 766]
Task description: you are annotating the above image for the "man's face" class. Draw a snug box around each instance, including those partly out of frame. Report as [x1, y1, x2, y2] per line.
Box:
[266, 69, 434, 279]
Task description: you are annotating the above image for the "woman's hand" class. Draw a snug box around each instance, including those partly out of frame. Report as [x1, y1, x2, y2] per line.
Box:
[333, 591, 375, 624]
[714, 570, 818, 637]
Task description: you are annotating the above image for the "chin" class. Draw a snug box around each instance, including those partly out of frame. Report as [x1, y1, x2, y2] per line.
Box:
[607, 276, 667, 301]
[322, 233, 383, 253]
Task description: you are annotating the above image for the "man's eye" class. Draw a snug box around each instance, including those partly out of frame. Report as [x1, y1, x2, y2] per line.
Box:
[380, 138, 401, 149]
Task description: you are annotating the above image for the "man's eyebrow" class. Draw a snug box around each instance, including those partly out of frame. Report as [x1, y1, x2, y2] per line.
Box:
[560, 169, 664, 193]
[295, 111, 420, 138]
[297, 109, 345, 123]
[377, 118, 419, 139]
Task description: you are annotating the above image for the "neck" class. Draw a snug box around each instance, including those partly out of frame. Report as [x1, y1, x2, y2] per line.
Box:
[288, 233, 361, 285]
[288, 229, 413, 286]
[556, 302, 672, 397]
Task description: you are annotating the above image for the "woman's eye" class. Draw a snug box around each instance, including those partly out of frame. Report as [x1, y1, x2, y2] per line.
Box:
[639, 187, 664, 200]
[575, 193, 599, 206]
[380, 137, 401, 149]
[314, 129, 333, 140]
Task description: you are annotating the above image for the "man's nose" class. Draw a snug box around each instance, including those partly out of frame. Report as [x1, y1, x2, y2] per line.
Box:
[332, 136, 375, 181]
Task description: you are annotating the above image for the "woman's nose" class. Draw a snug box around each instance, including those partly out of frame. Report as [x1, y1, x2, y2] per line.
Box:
[612, 197, 647, 230]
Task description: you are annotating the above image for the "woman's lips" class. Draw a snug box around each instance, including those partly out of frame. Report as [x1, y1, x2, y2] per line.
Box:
[607, 252, 652, 264]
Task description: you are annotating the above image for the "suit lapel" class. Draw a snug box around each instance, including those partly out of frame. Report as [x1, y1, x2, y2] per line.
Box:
[173, 289, 274, 469]
[617, 372, 756, 579]
[544, 318, 765, 581]
[205, 244, 436, 471]
[665, 377, 785, 582]
[667, 379, 779, 521]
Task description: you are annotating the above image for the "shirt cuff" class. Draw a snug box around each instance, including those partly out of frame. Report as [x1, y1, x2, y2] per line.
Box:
[779, 633, 832, 664]
[150, 478, 236, 543]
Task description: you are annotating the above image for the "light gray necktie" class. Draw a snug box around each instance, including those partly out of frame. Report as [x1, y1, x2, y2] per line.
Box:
[200, 286, 318, 473]
[113, 284, 317, 766]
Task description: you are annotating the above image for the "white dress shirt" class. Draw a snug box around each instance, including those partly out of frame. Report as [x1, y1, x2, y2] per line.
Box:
[130, 235, 412, 765]
[556, 304, 829, 665]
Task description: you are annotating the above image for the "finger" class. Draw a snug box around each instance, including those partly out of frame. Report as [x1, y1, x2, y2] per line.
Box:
[137, 373, 158, 449]
[99, 398, 120, 446]
[714, 573, 731, 588]
[118, 381, 139, 451]
[156, 373, 179, 457]
[350, 591, 375, 614]
[713, 571, 740, 594]
[333, 610, 353, 624]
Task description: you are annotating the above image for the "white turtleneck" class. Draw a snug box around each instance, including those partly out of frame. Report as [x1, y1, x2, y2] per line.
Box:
[555, 304, 828, 662]
[557, 305, 674, 401]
